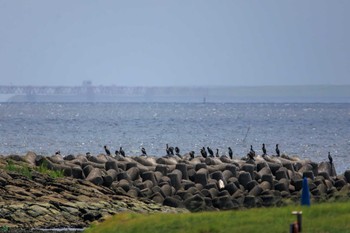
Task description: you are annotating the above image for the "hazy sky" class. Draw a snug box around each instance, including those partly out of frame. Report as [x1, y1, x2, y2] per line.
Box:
[0, 0, 349, 87]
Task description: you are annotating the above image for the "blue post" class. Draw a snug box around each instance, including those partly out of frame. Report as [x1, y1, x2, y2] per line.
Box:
[301, 177, 310, 206]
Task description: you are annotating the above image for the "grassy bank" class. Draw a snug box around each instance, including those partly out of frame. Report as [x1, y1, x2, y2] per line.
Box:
[5, 159, 64, 179]
[85, 201, 350, 233]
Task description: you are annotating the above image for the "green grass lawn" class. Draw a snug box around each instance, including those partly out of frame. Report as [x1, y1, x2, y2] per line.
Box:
[84, 201, 350, 233]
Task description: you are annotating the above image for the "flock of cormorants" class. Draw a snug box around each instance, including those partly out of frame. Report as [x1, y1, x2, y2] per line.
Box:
[56, 143, 333, 164]
[101, 143, 286, 161]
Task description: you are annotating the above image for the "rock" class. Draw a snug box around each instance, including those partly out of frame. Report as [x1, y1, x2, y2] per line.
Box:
[155, 164, 168, 176]
[176, 163, 189, 180]
[258, 166, 272, 177]
[335, 179, 347, 190]
[163, 196, 183, 208]
[105, 160, 118, 171]
[225, 183, 239, 195]
[168, 171, 182, 190]
[222, 170, 233, 181]
[267, 162, 282, 175]
[194, 168, 208, 186]
[151, 192, 165, 204]
[244, 195, 256, 208]
[212, 195, 235, 210]
[184, 194, 207, 212]
[83, 164, 94, 177]
[246, 180, 258, 192]
[117, 171, 131, 181]
[275, 168, 289, 180]
[23, 151, 37, 166]
[71, 166, 84, 179]
[249, 185, 263, 196]
[86, 168, 104, 185]
[127, 167, 140, 181]
[238, 172, 252, 189]
[303, 171, 315, 180]
[259, 181, 271, 191]
[195, 163, 207, 171]
[344, 170, 350, 183]
[225, 164, 237, 177]
[261, 174, 274, 187]
[241, 164, 255, 180]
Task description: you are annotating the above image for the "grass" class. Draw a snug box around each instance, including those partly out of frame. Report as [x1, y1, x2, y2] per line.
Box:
[5, 159, 64, 179]
[84, 201, 350, 233]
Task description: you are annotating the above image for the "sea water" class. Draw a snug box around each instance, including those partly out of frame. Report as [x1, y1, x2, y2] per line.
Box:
[0, 102, 349, 172]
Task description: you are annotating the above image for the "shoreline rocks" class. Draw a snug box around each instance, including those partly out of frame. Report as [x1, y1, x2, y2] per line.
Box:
[1, 151, 350, 230]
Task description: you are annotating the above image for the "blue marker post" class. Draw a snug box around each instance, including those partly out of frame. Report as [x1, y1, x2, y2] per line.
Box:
[301, 177, 310, 206]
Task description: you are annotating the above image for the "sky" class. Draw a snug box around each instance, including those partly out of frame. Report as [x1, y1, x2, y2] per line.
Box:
[0, 0, 349, 87]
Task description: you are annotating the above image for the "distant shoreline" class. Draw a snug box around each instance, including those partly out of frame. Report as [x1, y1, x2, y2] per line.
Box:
[1, 85, 350, 103]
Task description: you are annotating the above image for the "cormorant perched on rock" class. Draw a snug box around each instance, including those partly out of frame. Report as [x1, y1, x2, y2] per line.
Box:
[248, 151, 255, 161]
[166, 144, 174, 156]
[250, 145, 255, 157]
[104, 145, 111, 156]
[215, 149, 219, 157]
[141, 147, 147, 156]
[228, 147, 233, 159]
[328, 152, 333, 164]
[115, 150, 120, 156]
[175, 147, 180, 155]
[246, 145, 255, 161]
[200, 147, 207, 158]
[119, 147, 125, 157]
[189, 151, 195, 159]
[262, 143, 267, 156]
[166, 144, 170, 155]
[55, 150, 61, 155]
[207, 147, 214, 157]
[275, 144, 280, 157]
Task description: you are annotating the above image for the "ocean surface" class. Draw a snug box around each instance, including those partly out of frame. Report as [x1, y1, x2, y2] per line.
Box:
[0, 102, 349, 173]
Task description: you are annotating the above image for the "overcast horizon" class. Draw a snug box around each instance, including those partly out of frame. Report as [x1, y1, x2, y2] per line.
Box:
[1, 1, 349, 87]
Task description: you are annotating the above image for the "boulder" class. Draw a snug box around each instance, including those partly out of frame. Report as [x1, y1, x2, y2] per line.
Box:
[175, 163, 189, 180]
[184, 194, 207, 212]
[238, 172, 252, 189]
[194, 168, 208, 186]
[86, 168, 104, 185]
[127, 167, 140, 181]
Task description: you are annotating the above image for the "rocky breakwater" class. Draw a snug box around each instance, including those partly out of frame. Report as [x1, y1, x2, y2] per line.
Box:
[0, 153, 187, 230]
[1, 151, 350, 230]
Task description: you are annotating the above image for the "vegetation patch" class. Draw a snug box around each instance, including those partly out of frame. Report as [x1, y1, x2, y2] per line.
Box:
[84, 201, 350, 233]
[5, 159, 64, 179]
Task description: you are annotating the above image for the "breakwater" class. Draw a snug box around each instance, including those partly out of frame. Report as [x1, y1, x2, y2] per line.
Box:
[1, 151, 350, 230]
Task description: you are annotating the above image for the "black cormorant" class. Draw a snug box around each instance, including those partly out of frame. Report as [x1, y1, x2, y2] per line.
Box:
[216, 149, 219, 157]
[207, 147, 214, 157]
[141, 147, 147, 156]
[119, 147, 125, 157]
[262, 143, 267, 156]
[189, 151, 195, 159]
[275, 144, 280, 157]
[175, 147, 180, 155]
[328, 152, 333, 164]
[166, 144, 174, 155]
[104, 145, 111, 156]
[248, 152, 255, 161]
[201, 147, 207, 158]
[228, 147, 233, 159]
[166, 144, 171, 155]
[55, 150, 61, 155]
[250, 145, 255, 157]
